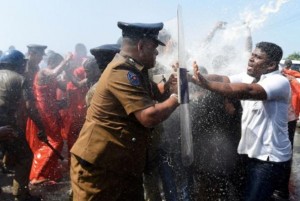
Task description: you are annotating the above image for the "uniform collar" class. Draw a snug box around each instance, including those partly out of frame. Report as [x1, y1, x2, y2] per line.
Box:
[118, 53, 144, 71]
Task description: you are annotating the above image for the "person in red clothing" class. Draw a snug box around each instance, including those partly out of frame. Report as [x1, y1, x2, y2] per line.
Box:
[282, 59, 300, 144]
[69, 43, 88, 69]
[58, 43, 88, 141]
[58, 44, 88, 160]
[274, 59, 300, 200]
[60, 65, 88, 162]
[29, 52, 72, 185]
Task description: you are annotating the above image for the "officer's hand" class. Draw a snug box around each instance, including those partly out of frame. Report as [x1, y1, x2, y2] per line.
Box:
[0, 126, 18, 140]
[37, 130, 48, 142]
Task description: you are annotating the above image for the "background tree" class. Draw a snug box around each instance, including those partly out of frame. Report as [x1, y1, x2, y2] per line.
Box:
[286, 52, 300, 60]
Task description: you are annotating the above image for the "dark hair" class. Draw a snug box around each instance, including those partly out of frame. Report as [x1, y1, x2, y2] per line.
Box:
[255, 42, 283, 65]
[83, 58, 98, 70]
[75, 43, 87, 57]
[47, 53, 63, 67]
[284, 59, 292, 67]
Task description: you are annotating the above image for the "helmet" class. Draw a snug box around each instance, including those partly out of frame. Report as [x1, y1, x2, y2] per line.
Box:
[0, 50, 26, 73]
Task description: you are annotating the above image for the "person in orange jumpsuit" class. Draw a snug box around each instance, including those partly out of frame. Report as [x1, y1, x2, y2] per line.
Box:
[58, 43, 88, 146]
[60, 65, 88, 162]
[274, 59, 300, 200]
[29, 52, 72, 185]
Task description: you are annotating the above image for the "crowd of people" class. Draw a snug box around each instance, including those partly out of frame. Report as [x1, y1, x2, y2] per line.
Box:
[0, 20, 299, 201]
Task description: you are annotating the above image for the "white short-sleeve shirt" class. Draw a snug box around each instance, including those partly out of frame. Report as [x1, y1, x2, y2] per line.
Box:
[229, 70, 292, 162]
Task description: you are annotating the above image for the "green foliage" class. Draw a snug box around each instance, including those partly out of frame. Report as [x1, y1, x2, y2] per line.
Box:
[286, 52, 300, 61]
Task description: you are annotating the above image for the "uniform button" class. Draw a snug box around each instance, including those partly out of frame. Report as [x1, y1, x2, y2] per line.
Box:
[132, 137, 136, 142]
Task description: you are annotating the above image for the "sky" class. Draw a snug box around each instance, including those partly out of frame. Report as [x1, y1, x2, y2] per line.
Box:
[0, 0, 299, 58]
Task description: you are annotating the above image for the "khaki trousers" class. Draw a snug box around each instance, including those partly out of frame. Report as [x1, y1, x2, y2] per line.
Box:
[70, 154, 145, 201]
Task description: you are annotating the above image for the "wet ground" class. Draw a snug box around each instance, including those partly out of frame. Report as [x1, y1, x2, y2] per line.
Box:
[1, 132, 300, 201]
[0, 143, 71, 201]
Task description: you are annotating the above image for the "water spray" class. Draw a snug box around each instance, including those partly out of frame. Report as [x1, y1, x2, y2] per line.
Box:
[240, 0, 290, 30]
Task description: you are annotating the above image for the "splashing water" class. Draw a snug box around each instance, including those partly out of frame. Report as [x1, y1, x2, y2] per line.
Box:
[154, 0, 290, 156]
[241, 0, 290, 30]
[152, 0, 292, 199]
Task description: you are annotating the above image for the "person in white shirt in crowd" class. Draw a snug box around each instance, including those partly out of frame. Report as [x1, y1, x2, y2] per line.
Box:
[192, 41, 292, 201]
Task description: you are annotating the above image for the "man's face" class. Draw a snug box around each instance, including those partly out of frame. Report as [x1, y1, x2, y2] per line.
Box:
[140, 39, 159, 68]
[247, 48, 272, 79]
[27, 51, 43, 66]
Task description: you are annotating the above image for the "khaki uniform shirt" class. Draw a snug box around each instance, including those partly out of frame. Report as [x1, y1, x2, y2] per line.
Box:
[71, 54, 165, 176]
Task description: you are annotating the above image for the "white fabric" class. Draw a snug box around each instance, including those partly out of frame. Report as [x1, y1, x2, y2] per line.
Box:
[229, 70, 292, 162]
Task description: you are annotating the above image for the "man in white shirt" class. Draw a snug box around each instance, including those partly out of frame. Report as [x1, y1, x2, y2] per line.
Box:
[192, 41, 292, 201]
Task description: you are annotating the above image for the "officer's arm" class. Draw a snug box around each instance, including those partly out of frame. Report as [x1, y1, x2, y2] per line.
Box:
[134, 95, 179, 128]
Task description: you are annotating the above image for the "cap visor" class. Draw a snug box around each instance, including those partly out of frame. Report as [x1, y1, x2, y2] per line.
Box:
[154, 39, 165, 46]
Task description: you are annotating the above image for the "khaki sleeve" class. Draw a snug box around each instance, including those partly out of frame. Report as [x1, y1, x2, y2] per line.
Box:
[108, 68, 155, 115]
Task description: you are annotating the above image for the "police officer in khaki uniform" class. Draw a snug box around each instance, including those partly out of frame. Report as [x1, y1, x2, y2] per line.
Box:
[70, 21, 180, 201]
[85, 44, 121, 107]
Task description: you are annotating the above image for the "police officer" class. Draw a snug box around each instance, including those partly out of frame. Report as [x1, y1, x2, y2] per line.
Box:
[85, 44, 120, 106]
[24, 44, 47, 132]
[90, 44, 120, 74]
[0, 50, 41, 201]
[25, 44, 47, 84]
[70, 21, 180, 201]
[67, 44, 120, 200]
